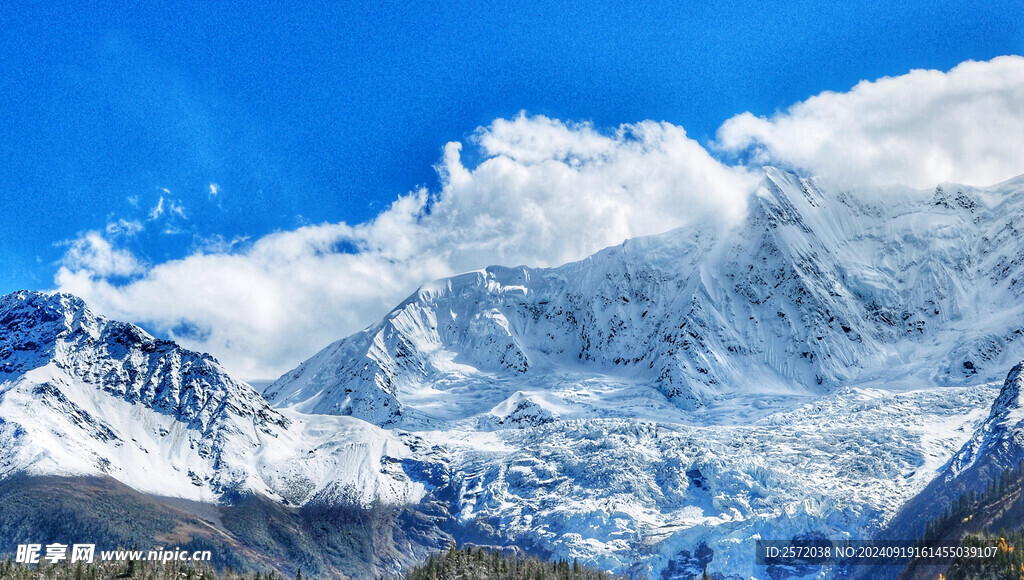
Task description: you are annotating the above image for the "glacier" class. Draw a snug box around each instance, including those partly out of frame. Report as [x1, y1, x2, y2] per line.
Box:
[417, 385, 993, 576]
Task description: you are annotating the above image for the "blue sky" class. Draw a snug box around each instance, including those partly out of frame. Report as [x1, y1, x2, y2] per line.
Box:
[2, 1, 1023, 377]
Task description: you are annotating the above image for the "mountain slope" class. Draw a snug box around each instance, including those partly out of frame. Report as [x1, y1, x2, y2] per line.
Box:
[0, 291, 425, 506]
[8, 168, 1024, 579]
[265, 168, 1024, 428]
[257, 168, 1024, 578]
[886, 359, 1024, 544]
[0, 473, 455, 579]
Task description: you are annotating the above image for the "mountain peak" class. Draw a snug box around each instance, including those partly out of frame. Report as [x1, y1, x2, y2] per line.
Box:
[1, 290, 98, 336]
[0, 290, 284, 432]
[988, 361, 1024, 420]
[0, 291, 429, 508]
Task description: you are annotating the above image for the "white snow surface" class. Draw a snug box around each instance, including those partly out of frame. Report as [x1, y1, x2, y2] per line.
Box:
[0, 291, 424, 506]
[426, 385, 993, 576]
[256, 167, 1024, 576]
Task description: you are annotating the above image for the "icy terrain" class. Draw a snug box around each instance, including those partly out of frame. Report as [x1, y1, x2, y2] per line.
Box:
[0, 288, 990, 577]
[421, 385, 994, 577]
[258, 167, 1024, 576]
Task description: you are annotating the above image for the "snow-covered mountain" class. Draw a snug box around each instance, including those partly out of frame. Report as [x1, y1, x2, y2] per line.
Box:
[266, 168, 1024, 428]
[256, 167, 1024, 577]
[0, 291, 424, 506]
[7, 167, 1024, 579]
[0, 288, 990, 578]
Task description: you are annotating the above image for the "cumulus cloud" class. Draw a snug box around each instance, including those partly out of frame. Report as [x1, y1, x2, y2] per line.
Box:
[55, 114, 754, 378]
[56, 224, 451, 380]
[53, 56, 1024, 379]
[60, 232, 144, 278]
[715, 56, 1024, 188]
[422, 115, 758, 271]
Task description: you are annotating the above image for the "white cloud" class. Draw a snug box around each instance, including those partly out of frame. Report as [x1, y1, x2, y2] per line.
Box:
[148, 195, 188, 222]
[55, 114, 754, 379]
[194, 233, 249, 254]
[148, 196, 165, 220]
[55, 224, 451, 380]
[105, 219, 144, 237]
[426, 115, 758, 272]
[53, 56, 1024, 380]
[60, 232, 144, 278]
[715, 55, 1024, 188]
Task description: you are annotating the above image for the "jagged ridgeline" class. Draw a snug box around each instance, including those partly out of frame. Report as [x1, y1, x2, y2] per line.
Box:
[0, 292, 446, 577]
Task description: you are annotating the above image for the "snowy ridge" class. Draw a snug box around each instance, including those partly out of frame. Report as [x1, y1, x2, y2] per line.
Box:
[935, 361, 1024, 483]
[266, 168, 1024, 428]
[0, 291, 284, 432]
[0, 291, 424, 506]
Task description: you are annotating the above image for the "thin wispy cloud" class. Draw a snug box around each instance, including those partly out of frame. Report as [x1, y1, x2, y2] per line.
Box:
[105, 219, 144, 238]
[149, 195, 188, 221]
[148, 196, 165, 220]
